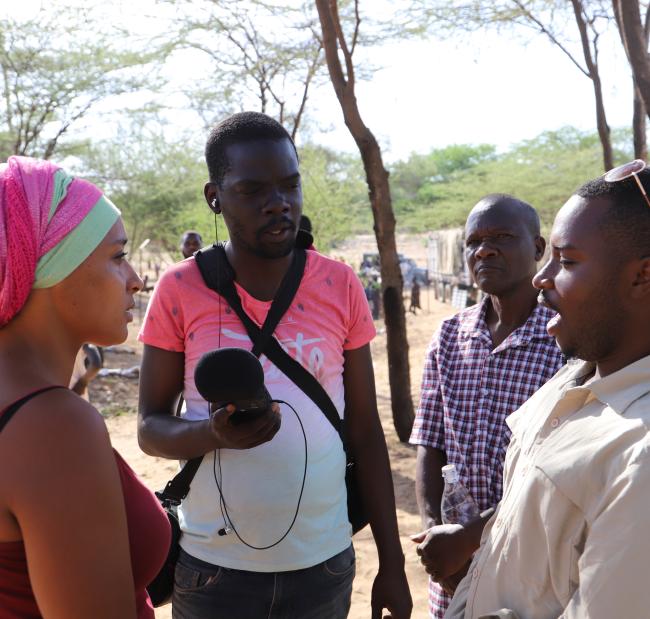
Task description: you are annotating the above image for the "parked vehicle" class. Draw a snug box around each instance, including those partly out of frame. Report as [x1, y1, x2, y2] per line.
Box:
[360, 252, 429, 287]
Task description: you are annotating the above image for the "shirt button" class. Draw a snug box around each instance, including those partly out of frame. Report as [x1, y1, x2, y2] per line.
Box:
[521, 465, 528, 475]
[472, 568, 479, 579]
[550, 418, 560, 428]
[495, 517, 502, 528]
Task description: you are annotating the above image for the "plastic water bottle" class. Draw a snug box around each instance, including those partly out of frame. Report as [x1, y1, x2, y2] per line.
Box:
[440, 464, 480, 525]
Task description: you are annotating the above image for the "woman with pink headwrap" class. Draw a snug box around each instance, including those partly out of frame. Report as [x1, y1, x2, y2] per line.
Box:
[0, 156, 170, 618]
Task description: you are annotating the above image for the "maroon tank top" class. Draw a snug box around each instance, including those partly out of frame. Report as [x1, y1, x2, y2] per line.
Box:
[0, 388, 171, 619]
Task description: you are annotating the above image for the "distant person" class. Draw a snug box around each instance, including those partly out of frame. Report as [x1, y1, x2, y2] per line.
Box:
[368, 274, 381, 320]
[409, 194, 564, 618]
[409, 278, 421, 314]
[137, 112, 411, 619]
[69, 343, 104, 400]
[446, 162, 650, 618]
[180, 230, 203, 259]
[0, 156, 170, 617]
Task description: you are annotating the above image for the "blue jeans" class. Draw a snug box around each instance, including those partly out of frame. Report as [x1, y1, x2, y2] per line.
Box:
[172, 545, 355, 619]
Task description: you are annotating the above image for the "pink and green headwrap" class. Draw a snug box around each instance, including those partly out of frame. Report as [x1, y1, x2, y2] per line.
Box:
[0, 156, 121, 327]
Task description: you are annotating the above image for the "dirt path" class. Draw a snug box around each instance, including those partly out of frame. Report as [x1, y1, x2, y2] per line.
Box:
[97, 289, 454, 619]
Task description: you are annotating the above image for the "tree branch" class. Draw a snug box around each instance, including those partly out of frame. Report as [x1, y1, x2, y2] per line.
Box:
[511, 0, 590, 78]
[569, 0, 597, 77]
[43, 98, 95, 159]
[329, 0, 355, 87]
[316, 0, 348, 95]
[291, 43, 322, 140]
[350, 0, 361, 56]
[614, 0, 650, 121]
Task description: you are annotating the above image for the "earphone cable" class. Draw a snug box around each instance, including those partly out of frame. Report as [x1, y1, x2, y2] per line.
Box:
[212, 399, 308, 550]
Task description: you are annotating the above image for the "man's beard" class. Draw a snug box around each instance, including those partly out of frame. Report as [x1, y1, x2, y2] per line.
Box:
[559, 293, 623, 362]
[251, 240, 295, 260]
[231, 225, 296, 260]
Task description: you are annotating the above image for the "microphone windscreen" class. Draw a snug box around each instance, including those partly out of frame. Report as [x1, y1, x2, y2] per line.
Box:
[194, 348, 266, 404]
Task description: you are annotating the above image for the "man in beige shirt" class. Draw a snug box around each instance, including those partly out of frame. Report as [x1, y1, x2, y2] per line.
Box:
[444, 162, 650, 619]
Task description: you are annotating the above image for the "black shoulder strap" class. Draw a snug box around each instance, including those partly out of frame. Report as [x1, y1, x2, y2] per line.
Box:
[156, 457, 203, 506]
[198, 244, 306, 358]
[252, 248, 306, 357]
[193, 243, 232, 294]
[158, 245, 307, 504]
[0, 386, 66, 433]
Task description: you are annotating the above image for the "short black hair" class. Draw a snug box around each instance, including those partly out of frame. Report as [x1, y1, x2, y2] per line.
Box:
[477, 193, 541, 237]
[205, 111, 296, 185]
[575, 169, 650, 260]
[182, 230, 202, 240]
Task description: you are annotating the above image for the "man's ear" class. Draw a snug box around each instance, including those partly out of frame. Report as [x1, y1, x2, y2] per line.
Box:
[534, 236, 546, 262]
[631, 256, 650, 299]
[204, 182, 221, 214]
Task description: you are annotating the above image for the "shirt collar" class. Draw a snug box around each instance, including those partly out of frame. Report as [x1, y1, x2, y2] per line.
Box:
[498, 302, 557, 351]
[580, 354, 650, 416]
[458, 296, 490, 340]
[459, 297, 556, 351]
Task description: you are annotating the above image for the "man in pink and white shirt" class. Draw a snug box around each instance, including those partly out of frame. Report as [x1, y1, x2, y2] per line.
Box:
[138, 112, 411, 619]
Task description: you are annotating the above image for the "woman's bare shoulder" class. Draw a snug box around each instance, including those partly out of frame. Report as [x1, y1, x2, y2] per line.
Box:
[0, 389, 114, 497]
[1, 387, 107, 441]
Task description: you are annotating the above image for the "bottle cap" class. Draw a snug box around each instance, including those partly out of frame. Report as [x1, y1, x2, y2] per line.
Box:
[441, 464, 459, 483]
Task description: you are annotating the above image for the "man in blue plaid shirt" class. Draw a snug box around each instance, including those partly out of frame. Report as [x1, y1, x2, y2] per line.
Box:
[410, 194, 564, 619]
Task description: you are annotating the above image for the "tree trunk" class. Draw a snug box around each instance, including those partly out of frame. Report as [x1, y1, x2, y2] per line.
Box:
[591, 71, 614, 171]
[614, 0, 650, 122]
[570, 0, 613, 170]
[633, 82, 647, 160]
[614, 0, 650, 154]
[315, 0, 414, 441]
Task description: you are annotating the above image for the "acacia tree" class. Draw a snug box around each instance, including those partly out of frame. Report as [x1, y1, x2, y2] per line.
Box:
[315, 0, 414, 442]
[0, 9, 155, 160]
[167, 0, 324, 139]
[416, 0, 617, 170]
[79, 119, 207, 253]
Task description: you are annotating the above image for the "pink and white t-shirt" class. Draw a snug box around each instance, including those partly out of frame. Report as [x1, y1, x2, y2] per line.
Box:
[139, 249, 375, 571]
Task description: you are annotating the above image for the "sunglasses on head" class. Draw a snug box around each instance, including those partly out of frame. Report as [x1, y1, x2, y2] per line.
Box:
[602, 159, 650, 208]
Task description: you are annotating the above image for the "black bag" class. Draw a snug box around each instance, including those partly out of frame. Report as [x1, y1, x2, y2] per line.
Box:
[147, 456, 202, 607]
[196, 244, 368, 534]
[146, 502, 180, 607]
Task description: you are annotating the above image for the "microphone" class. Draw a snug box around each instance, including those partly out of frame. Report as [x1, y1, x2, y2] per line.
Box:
[194, 348, 272, 425]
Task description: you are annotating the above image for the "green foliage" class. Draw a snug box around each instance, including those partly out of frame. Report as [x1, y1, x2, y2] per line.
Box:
[299, 143, 371, 249]
[390, 143, 496, 203]
[389, 126, 635, 234]
[76, 125, 209, 252]
[0, 7, 158, 159]
[74, 135, 369, 255]
[69, 125, 636, 255]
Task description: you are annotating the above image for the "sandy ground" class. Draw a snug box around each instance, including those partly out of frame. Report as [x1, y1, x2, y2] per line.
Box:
[96, 285, 455, 619]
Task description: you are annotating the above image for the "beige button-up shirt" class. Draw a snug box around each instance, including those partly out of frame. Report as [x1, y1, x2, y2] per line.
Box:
[446, 355, 650, 619]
